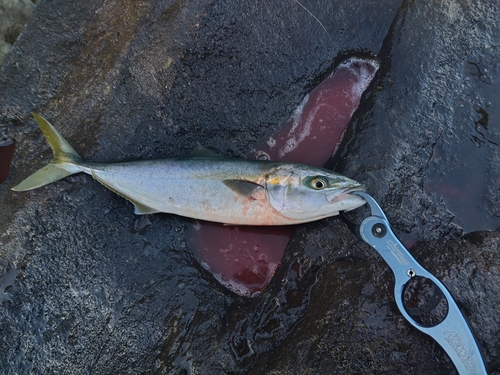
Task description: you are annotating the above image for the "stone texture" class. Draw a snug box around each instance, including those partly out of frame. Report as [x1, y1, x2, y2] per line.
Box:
[0, 0, 36, 65]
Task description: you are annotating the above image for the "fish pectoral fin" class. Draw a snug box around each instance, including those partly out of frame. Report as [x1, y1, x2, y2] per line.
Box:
[189, 146, 223, 159]
[223, 179, 265, 201]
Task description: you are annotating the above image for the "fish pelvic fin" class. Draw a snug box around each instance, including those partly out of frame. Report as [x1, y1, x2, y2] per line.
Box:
[11, 113, 84, 191]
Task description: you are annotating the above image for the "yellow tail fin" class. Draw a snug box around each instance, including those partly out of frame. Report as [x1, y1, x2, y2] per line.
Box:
[12, 113, 83, 191]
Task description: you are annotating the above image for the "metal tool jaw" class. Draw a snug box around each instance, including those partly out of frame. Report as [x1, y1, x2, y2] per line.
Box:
[345, 191, 487, 375]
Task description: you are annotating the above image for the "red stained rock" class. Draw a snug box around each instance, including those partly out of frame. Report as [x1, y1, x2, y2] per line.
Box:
[189, 222, 292, 296]
[249, 57, 380, 165]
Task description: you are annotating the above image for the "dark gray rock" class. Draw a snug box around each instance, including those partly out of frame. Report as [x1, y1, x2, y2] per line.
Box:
[0, 0, 36, 65]
[0, 0, 498, 374]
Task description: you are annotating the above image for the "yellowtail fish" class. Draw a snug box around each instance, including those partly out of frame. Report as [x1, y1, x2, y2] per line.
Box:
[12, 113, 365, 225]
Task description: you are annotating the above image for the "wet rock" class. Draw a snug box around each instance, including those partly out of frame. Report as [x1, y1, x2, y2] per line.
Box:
[0, 0, 498, 373]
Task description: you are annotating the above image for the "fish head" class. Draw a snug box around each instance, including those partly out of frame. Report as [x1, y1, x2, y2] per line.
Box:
[265, 164, 366, 223]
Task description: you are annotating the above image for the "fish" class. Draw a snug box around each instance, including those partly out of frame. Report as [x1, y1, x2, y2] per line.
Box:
[12, 113, 366, 225]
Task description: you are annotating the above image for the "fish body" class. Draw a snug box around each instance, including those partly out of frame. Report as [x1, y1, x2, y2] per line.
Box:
[12, 113, 365, 225]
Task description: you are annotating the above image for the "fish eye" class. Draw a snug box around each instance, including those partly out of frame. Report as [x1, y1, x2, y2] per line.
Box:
[310, 177, 327, 190]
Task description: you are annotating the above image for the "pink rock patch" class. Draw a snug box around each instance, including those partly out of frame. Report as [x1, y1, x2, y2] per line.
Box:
[190, 222, 292, 297]
[0, 139, 16, 184]
[249, 57, 379, 165]
[188, 57, 379, 296]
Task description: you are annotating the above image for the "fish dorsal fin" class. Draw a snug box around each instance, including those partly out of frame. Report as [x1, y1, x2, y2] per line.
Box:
[223, 179, 266, 201]
[190, 146, 223, 159]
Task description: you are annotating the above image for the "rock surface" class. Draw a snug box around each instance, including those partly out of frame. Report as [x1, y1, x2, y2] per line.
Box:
[0, 0, 36, 65]
[0, 0, 499, 374]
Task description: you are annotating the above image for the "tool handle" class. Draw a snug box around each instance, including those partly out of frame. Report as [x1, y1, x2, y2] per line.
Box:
[359, 215, 488, 375]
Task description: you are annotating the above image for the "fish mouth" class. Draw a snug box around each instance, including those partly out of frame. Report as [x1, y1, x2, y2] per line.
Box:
[325, 185, 366, 203]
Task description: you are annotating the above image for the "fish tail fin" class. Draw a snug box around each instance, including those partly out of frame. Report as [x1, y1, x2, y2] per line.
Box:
[11, 113, 84, 191]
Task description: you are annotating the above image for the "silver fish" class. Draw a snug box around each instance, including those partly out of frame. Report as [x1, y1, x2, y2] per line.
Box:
[12, 113, 365, 225]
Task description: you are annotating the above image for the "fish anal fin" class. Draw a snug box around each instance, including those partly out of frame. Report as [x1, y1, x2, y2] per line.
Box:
[190, 146, 223, 159]
[223, 179, 265, 201]
[91, 171, 159, 215]
[133, 203, 160, 215]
